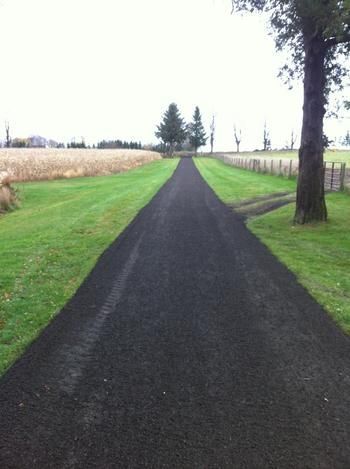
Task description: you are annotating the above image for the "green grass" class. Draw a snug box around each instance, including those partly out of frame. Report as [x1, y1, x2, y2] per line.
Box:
[219, 150, 350, 164]
[194, 157, 296, 203]
[0, 159, 178, 375]
[195, 157, 350, 334]
[249, 195, 350, 334]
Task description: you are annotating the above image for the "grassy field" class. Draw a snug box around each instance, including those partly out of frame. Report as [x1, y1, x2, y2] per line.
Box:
[195, 157, 350, 334]
[217, 149, 350, 164]
[194, 157, 296, 204]
[0, 148, 161, 182]
[0, 159, 178, 375]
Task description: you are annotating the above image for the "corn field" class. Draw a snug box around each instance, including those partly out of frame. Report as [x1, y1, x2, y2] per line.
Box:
[0, 148, 162, 182]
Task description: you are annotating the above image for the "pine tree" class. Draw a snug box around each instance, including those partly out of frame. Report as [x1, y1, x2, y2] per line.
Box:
[155, 103, 187, 156]
[188, 106, 207, 154]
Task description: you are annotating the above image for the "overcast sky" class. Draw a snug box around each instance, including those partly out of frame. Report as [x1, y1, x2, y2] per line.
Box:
[0, 0, 349, 151]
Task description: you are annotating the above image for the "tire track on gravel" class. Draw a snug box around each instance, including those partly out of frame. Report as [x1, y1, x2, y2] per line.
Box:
[57, 235, 144, 395]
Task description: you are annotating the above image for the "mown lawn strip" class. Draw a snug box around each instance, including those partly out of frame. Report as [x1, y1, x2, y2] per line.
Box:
[249, 194, 350, 334]
[0, 159, 178, 375]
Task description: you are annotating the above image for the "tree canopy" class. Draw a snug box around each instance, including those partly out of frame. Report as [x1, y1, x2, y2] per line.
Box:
[231, 1, 350, 55]
[231, 1, 350, 98]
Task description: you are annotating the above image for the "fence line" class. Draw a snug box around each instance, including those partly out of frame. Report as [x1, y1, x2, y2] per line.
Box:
[213, 153, 348, 192]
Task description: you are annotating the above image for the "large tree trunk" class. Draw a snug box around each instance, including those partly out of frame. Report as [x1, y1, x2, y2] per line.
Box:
[294, 33, 327, 224]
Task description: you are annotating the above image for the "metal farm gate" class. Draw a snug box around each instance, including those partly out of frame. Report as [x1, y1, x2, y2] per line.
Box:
[324, 162, 346, 192]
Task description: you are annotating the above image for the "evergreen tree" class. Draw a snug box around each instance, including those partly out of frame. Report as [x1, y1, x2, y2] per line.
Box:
[155, 103, 187, 156]
[231, 1, 350, 224]
[342, 131, 350, 147]
[188, 106, 207, 154]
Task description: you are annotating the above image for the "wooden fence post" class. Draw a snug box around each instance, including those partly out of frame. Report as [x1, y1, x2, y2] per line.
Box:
[340, 163, 346, 191]
[288, 160, 293, 179]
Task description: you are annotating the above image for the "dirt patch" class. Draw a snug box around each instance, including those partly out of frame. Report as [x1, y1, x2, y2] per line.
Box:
[231, 192, 295, 219]
[230, 191, 292, 209]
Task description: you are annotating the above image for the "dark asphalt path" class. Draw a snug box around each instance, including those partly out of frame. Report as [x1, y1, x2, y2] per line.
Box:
[0, 158, 350, 468]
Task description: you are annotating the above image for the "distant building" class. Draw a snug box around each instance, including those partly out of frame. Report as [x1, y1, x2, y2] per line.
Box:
[28, 135, 47, 147]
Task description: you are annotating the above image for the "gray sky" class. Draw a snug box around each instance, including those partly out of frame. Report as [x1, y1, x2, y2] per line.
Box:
[0, 0, 349, 150]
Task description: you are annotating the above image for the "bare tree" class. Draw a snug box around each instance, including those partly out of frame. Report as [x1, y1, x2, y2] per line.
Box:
[234, 125, 242, 153]
[210, 115, 215, 154]
[263, 122, 271, 151]
[290, 130, 297, 150]
[5, 121, 11, 148]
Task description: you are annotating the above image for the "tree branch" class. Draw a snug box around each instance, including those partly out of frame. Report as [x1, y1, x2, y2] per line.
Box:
[325, 31, 350, 48]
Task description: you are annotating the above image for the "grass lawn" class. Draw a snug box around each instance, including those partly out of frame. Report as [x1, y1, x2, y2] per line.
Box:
[0, 159, 178, 375]
[195, 157, 350, 334]
[218, 150, 350, 164]
[194, 157, 296, 204]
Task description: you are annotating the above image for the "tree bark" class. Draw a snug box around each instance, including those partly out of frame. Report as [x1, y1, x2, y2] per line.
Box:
[294, 32, 327, 224]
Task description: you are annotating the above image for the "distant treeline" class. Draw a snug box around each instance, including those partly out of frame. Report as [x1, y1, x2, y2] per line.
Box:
[67, 141, 87, 149]
[8, 136, 65, 148]
[2, 125, 145, 150]
[97, 140, 142, 150]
